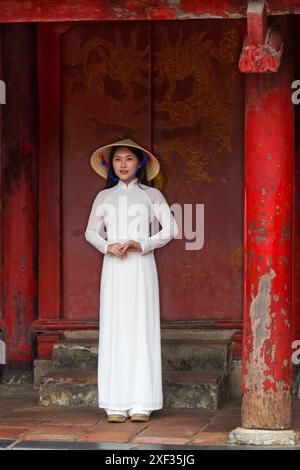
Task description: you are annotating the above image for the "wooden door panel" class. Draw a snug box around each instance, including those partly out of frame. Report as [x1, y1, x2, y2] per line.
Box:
[51, 19, 245, 321]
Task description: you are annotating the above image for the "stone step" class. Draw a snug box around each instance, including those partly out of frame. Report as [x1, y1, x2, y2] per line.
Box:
[162, 338, 231, 374]
[39, 370, 228, 410]
[52, 339, 98, 373]
[63, 328, 237, 341]
[39, 371, 97, 407]
[163, 371, 228, 410]
[52, 338, 232, 374]
[0, 384, 39, 400]
[161, 328, 236, 341]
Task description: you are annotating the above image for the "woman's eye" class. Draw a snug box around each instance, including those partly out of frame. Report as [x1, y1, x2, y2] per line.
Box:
[114, 157, 134, 161]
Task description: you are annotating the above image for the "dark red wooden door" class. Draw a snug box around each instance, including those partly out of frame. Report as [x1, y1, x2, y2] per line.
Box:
[38, 19, 245, 322]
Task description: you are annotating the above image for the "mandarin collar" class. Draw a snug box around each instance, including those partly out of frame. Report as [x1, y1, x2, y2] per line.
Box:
[117, 177, 138, 189]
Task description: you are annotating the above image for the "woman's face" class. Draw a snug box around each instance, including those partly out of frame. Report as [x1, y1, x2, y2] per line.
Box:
[112, 147, 139, 182]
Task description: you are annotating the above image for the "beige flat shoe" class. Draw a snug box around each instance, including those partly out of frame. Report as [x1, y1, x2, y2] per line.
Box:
[130, 413, 150, 422]
[107, 414, 127, 423]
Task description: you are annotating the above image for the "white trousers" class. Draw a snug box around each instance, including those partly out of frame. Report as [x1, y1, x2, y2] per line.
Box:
[105, 407, 152, 417]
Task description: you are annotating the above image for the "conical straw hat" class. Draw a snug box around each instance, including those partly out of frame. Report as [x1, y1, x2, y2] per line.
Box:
[90, 138, 160, 181]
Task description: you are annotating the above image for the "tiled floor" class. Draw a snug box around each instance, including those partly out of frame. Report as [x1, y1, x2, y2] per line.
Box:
[0, 396, 299, 449]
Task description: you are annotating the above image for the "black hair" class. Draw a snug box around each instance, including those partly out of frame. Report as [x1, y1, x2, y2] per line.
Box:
[103, 145, 153, 189]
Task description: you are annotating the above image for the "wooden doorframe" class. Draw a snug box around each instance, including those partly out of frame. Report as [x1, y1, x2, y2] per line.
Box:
[32, 21, 243, 360]
[33, 23, 76, 358]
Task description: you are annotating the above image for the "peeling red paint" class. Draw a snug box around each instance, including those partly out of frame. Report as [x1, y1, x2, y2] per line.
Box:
[242, 27, 294, 428]
[239, 2, 284, 73]
[0, 0, 300, 23]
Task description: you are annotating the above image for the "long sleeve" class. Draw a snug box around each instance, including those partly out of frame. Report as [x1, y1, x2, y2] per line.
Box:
[139, 189, 179, 255]
[85, 191, 109, 255]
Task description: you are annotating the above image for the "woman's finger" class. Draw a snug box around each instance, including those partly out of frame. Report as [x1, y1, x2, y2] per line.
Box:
[120, 244, 129, 253]
[113, 247, 123, 257]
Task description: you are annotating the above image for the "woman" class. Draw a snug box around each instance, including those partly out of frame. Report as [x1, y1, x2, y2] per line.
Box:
[85, 138, 178, 423]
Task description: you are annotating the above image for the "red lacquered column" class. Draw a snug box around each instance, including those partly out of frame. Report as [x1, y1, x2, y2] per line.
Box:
[242, 46, 294, 428]
[2, 24, 38, 381]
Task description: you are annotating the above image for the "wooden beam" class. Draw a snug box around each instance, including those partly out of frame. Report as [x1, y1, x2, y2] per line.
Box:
[0, 0, 300, 23]
[247, 0, 267, 46]
[239, 1, 284, 73]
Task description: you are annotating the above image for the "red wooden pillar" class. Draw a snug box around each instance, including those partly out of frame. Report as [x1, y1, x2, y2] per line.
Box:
[2, 24, 38, 381]
[242, 33, 294, 428]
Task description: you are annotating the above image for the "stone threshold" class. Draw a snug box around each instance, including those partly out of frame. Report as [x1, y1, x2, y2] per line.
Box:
[2, 439, 300, 450]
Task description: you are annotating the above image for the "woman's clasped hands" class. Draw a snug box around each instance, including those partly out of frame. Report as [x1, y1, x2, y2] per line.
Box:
[107, 240, 142, 259]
